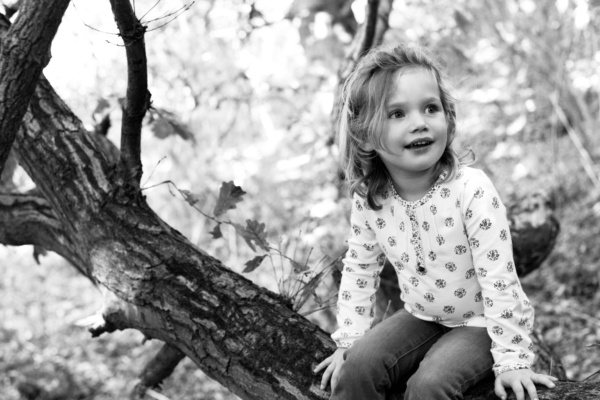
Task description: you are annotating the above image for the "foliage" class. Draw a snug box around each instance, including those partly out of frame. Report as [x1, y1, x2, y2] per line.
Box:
[3, 0, 600, 398]
[148, 178, 339, 313]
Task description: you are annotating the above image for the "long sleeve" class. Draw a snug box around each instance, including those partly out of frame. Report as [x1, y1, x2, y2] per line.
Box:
[331, 194, 386, 348]
[461, 170, 535, 376]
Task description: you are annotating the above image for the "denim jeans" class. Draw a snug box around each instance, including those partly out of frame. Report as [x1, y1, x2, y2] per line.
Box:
[331, 309, 493, 400]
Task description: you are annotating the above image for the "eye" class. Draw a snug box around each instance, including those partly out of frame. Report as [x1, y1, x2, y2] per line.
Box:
[425, 104, 441, 114]
[388, 110, 405, 119]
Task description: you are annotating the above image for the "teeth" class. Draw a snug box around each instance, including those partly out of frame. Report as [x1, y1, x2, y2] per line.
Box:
[407, 141, 430, 148]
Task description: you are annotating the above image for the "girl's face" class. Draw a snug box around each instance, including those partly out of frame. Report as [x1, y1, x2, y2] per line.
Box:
[368, 68, 448, 181]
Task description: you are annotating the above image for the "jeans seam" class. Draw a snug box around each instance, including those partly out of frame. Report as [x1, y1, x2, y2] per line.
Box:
[385, 330, 444, 375]
[453, 366, 493, 398]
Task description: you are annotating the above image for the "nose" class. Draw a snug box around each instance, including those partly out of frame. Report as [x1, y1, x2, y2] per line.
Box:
[409, 112, 427, 133]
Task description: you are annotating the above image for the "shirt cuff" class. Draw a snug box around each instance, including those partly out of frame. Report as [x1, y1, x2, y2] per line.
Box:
[493, 363, 531, 377]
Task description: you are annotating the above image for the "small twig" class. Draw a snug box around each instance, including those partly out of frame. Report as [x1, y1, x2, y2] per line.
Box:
[582, 369, 600, 382]
[267, 255, 280, 293]
[139, 0, 163, 22]
[550, 93, 600, 193]
[144, 2, 194, 24]
[146, 2, 195, 32]
[141, 156, 167, 188]
[381, 300, 392, 320]
[276, 241, 285, 291]
[146, 389, 172, 400]
[567, 307, 600, 327]
[72, 1, 120, 35]
[300, 302, 337, 317]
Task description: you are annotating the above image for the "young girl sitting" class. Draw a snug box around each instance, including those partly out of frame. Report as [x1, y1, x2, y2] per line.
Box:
[314, 43, 557, 400]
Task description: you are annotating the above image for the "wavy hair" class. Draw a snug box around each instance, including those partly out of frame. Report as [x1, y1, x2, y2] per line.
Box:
[337, 43, 473, 210]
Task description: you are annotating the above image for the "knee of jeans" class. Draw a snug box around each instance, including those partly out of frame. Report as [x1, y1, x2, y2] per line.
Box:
[343, 343, 390, 377]
[405, 368, 457, 398]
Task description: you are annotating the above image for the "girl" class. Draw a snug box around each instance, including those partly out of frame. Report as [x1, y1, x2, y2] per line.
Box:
[314, 43, 557, 400]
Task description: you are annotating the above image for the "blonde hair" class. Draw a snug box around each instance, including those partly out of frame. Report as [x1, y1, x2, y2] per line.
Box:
[337, 43, 473, 210]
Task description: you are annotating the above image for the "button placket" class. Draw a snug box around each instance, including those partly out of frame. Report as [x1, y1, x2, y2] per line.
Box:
[406, 205, 426, 274]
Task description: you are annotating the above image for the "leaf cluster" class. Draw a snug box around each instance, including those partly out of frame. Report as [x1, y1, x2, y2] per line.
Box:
[152, 179, 338, 313]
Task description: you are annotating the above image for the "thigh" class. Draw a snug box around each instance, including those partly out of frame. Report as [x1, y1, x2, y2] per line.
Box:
[409, 326, 493, 396]
[345, 309, 446, 380]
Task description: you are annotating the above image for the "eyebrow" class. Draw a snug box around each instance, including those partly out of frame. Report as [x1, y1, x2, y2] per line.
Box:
[386, 97, 442, 109]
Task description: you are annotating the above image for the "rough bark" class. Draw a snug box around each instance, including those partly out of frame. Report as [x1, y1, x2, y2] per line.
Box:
[8, 77, 334, 400]
[0, 0, 70, 176]
[0, 191, 85, 272]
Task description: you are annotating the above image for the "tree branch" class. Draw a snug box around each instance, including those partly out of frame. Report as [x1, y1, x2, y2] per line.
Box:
[131, 343, 185, 399]
[359, 0, 379, 57]
[0, 0, 70, 176]
[0, 191, 89, 275]
[329, 0, 394, 145]
[0, 147, 17, 188]
[14, 77, 114, 228]
[109, 0, 150, 187]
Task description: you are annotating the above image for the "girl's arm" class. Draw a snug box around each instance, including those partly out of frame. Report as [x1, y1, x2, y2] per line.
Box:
[331, 194, 385, 348]
[317, 195, 384, 389]
[460, 170, 534, 372]
[461, 170, 556, 399]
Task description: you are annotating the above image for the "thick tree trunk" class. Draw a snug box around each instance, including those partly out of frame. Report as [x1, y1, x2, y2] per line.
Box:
[6, 71, 334, 399]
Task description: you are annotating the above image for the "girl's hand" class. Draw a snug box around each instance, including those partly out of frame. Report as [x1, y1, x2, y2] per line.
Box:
[314, 348, 347, 391]
[494, 369, 558, 400]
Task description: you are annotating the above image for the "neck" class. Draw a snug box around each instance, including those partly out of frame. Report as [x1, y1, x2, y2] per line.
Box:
[390, 169, 437, 202]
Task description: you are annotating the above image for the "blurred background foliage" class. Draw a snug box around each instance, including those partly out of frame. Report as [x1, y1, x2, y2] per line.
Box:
[2, 0, 600, 398]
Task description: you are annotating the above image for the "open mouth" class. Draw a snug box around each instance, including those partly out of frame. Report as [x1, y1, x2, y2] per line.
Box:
[405, 140, 433, 149]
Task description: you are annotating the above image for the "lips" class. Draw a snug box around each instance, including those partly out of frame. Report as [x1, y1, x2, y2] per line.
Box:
[405, 138, 434, 149]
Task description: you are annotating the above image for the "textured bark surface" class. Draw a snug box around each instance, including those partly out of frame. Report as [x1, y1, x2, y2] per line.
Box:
[0, 0, 70, 175]
[7, 73, 335, 400]
[0, 74, 320, 400]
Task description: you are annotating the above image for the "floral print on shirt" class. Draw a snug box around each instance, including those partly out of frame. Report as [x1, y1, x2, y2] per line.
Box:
[331, 167, 535, 376]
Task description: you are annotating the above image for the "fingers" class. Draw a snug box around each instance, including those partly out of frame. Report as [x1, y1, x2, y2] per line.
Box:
[496, 374, 557, 400]
[494, 376, 526, 400]
[494, 377, 507, 400]
[510, 382, 525, 400]
[521, 379, 538, 400]
[321, 363, 335, 389]
[331, 365, 340, 391]
[531, 373, 558, 388]
[313, 356, 332, 374]
[314, 356, 333, 390]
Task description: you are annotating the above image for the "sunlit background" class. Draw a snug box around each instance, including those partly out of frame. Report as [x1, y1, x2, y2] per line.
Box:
[2, 0, 600, 398]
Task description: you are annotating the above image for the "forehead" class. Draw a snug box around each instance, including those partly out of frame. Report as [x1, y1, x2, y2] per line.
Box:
[387, 68, 440, 104]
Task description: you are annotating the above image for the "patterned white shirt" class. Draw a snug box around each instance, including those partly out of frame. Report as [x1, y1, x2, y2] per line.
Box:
[332, 167, 535, 376]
